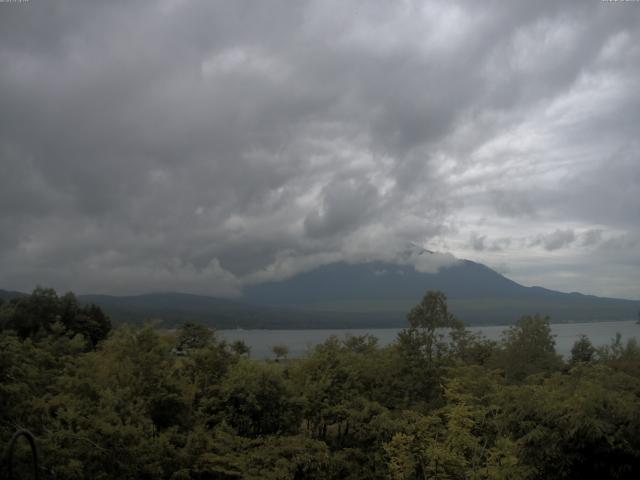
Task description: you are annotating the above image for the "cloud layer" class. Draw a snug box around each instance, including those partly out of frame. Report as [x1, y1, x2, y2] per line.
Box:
[1, 0, 639, 299]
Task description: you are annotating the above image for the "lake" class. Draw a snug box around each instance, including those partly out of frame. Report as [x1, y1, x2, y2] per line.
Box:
[219, 320, 640, 359]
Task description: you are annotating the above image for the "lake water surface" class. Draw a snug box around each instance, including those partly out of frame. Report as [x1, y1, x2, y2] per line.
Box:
[219, 320, 640, 359]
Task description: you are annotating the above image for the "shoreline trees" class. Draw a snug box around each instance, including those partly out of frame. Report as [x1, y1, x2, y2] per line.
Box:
[2, 288, 640, 479]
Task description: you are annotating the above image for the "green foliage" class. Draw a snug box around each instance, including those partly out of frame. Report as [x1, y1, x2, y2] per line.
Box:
[212, 360, 301, 437]
[272, 344, 289, 361]
[0, 287, 111, 347]
[176, 321, 214, 351]
[384, 366, 529, 480]
[570, 335, 596, 365]
[493, 365, 640, 479]
[230, 339, 251, 356]
[400, 291, 464, 362]
[2, 288, 640, 478]
[393, 291, 474, 408]
[494, 314, 563, 383]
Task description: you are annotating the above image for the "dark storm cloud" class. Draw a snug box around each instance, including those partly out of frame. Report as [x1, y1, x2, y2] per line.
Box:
[533, 229, 577, 252]
[304, 179, 379, 239]
[1, 0, 639, 297]
[471, 234, 488, 252]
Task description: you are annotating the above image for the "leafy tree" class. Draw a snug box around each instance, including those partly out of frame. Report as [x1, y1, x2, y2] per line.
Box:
[570, 335, 596, 365]
[0, 287, 60, 338]
[0, 288, 111, 347]
[394, 291, 466, 407]
[597, 334, 640, 378]
[64, 300, 112, 347]
[94, 325, 192, 430]
[4, 287, 640, 479]
[494, 365, 640, 479]
[187, 427, 332, 480]
[180, 339, 237, 407]
[230, 339, 251, 357]
[495, 314, 563, 383]
[384, 367, 529, 480]
[399, 291, 464, 363]
[213, 360, 301, 437]
[292, 337, 361, 440]
[176, 321, 214, 351]
[342, 334, 378, 354]
[272, 344, 290, 361]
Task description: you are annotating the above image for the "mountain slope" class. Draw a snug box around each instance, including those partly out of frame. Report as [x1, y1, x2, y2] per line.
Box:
[77, 292, 282, 328]
[3, 258, 638, 328]
[244, 260, 525, 304]
[0, 289, 27, 301]
[243, 259, 639, 325]
[76, 292, 393, 329]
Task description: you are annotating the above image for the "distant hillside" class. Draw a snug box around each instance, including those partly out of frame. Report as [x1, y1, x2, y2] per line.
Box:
[3, 257, 638, 328]
[243, 259, 639, 325]
[0, 289, 27, 301]
[76, 292, 395, 329]
[244, 260, 522, 304]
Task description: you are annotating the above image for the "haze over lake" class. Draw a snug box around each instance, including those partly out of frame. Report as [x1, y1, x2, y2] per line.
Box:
[220, 320, 640, 359]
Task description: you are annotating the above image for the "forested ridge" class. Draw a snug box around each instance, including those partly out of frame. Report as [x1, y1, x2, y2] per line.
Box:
[2, 288, 640, 479]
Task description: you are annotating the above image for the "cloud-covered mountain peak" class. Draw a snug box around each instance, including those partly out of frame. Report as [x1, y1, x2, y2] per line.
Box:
[394, 243, 460, 274]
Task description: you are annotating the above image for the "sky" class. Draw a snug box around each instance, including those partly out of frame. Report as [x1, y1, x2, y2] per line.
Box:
[1, 0, 639, 300]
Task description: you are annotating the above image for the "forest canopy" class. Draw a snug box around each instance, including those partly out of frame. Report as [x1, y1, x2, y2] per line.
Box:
[2, 289, 640, 479]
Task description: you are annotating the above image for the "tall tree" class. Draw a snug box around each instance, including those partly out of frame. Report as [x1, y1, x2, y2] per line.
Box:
[497, 314, 563, 383]
[398, 291, 464, 363]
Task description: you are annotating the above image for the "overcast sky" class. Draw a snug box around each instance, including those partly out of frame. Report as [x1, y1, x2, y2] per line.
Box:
[1, 0, 639, 299]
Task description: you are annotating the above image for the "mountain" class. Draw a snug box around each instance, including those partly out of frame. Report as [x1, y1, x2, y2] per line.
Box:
[3, 258, 638, 328]
[244, 259, 521, 304]
[243, 259, 639, 325]
[75, 292, 388, 329]
[76, 292, 289, 329]
[0, 289, 27, 301]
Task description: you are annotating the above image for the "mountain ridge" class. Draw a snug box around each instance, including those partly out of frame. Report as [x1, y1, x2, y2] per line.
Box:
[1, 258, 638, 328]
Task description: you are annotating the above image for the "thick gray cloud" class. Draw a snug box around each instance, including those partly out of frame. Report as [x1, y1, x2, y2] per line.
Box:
[534, 229, 577, 251]
[1, 0, 639, 298]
